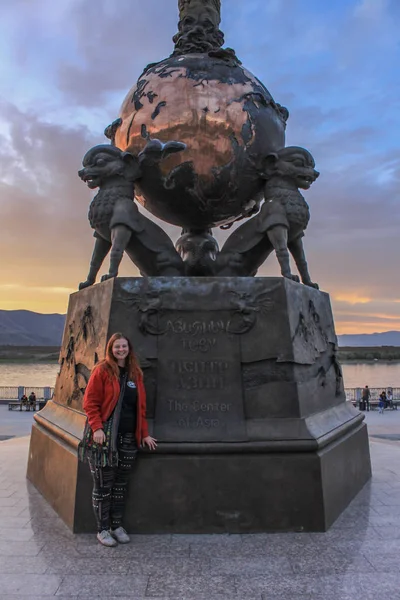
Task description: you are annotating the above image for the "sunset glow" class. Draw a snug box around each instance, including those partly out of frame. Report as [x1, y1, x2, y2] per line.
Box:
[0, 0, 399, 335]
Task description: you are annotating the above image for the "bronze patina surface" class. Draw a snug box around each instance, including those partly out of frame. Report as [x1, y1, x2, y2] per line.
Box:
[114, 0, 288, 230]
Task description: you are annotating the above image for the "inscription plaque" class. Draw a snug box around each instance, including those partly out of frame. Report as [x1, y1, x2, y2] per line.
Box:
[155, 310, 246, 441]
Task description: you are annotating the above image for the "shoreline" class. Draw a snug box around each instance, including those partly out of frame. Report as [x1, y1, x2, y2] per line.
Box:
[339, 359, 400, 364]
[1, 345, 400, 366]
[0, 346, 60, 363]
[0, 356, 59, 364]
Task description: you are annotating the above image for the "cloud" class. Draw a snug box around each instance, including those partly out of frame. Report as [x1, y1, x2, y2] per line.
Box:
[0, 0, 399, 333]
[335, 294, 372, 305]
[0, 102, 99, 289]
[56, 0, 177, 107]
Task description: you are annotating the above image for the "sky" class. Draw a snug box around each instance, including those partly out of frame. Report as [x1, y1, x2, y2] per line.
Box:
[0, 0, 399, 334]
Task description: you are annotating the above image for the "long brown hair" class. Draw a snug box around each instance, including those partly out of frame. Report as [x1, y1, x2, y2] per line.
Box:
[94, 332, 142, 382]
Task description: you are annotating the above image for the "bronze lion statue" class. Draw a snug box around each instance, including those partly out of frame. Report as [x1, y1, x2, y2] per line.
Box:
[78, 140, 185, 289]
[216, 146, 320, 288]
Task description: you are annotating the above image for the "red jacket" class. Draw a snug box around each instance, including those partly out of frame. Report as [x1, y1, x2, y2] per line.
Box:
[83, 363, 149, 446]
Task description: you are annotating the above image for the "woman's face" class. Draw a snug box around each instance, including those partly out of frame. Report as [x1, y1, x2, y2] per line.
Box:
[112, 338, 129, 361]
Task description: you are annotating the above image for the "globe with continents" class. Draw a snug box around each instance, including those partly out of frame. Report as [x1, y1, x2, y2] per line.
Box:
[115, 53, 288, 230]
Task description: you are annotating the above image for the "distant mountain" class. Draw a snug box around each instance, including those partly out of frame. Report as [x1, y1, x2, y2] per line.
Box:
[1, 307, 400, 348]
[338, 331, 400, 347]
[0, 310, 65, 346]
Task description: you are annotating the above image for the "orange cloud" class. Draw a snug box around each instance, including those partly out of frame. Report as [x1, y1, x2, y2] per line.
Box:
[334, 293, 371, 305]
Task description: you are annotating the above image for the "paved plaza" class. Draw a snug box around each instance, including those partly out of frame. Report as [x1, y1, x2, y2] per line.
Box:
[1, 407, 400, 598]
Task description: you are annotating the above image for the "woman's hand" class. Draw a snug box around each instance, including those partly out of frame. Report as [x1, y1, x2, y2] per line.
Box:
[142, 436, 157, 451]
[93, 429, 105, 444]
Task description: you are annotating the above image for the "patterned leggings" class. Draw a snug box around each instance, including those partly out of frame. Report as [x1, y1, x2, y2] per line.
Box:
[88, 432, 138, 532]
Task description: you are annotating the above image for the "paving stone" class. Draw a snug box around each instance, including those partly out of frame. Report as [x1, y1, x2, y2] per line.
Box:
[364, 551, 400, 572]
[24, 517, 75, 537]
[56, 574, 149, 596]
[262, 596, 311, 600]
[0, 516, 32, 528]
[0, 495, 22, 507]
[374, 525, 400, 539]
[0, 504, 27, 517]
[365, 514, 400, 527]
[288, 548, 375, 575]
[311, 572, 400, 598]
[329, 538, 400, 557]
[0, 597, 75, 600]
[0, 555, 49, 575]
[209, 556, 292, 576]
[146, 574, 236, 597]
[139, 557, 211, 576]
[175, 533, 241, 544]
[18, 505, 62, 519]
[0, 573, 62, 595]
[235, 573, 315, 596]
[46, 555, 136, 575]
[308, 527, 382, 546]
[0, 540, 45, 557]
[0, 528, 34, 541]
[39, 540, 111, 558]
[0, 487, 19, 497]
[189, 543, 247, 558]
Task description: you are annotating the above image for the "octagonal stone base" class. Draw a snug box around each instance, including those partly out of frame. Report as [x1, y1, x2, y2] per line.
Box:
[27, 277, 371, 532]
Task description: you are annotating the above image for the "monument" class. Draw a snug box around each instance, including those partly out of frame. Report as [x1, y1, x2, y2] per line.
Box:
[27, 0, 371, 533]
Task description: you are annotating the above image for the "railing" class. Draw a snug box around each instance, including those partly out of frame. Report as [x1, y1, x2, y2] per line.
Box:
[0, 386, 54, 400]
[1, 385, 399, 402]
[345, 387, 400, 402]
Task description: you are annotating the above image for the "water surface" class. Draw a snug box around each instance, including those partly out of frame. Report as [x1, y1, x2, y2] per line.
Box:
[0, 361, 399, 389]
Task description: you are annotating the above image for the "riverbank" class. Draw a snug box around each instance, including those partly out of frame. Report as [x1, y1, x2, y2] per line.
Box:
[338, 346, 400, 362]
[0, 346, 59, 363]
[2, 345, 400, 362]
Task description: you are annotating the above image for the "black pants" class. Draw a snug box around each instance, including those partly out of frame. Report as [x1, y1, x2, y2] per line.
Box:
[88, 432, 138, 532]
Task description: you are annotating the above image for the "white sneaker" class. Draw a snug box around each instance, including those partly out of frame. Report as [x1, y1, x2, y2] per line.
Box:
[111, 526, 130, 544]
[97, 530, 117, 547]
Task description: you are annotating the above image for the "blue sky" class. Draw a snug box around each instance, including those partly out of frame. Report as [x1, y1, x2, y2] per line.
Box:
[0, 0, 399, 333]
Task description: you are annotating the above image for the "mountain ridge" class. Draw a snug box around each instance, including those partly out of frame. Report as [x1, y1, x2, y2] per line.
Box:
[1, 309, 400, 347]
[0, 309, 65, 346]
[337, 331, 400, 347]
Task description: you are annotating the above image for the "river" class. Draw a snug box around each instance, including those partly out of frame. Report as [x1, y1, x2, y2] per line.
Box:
[0, 361, 400, 389]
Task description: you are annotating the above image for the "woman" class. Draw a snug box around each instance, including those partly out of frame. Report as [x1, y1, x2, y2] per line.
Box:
[79, 332, 157, 547]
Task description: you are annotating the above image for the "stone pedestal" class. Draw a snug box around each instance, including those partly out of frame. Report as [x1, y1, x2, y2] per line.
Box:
[27, 277, 371, 532]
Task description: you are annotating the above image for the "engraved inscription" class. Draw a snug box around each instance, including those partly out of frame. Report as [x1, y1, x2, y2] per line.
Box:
[155, 309, 246, 442]
[170, 360, 228, 373]
[167, 400, 232, 412]
[177, 375, 225, 390]
[170, 359, 228, 390]
[166, 319, 229, 336]
[177, 417, 220, 429]
[181, 338, 216, 353]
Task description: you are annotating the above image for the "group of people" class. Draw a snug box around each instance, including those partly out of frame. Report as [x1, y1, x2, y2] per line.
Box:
[19, 392, 37, 411]
[378, 389, 394, 414]
[361, 385, 395, 413]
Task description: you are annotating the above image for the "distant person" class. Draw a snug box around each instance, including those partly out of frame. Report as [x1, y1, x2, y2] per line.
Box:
[28, 392, 37, 411]
[19, 394, 28, 411]
[381, 390, 387, 409]
[361, 385, 371, 412]
[378, 393, 385, 414]
[387, 389, 394, 409]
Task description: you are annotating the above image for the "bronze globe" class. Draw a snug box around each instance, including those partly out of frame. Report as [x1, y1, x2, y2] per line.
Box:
[114, 2, 288, 230]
